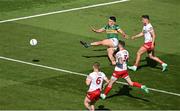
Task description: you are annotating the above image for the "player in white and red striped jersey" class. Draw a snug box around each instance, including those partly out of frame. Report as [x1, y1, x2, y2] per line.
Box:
[84, 62, 109, 111]
[128, 15, 168, 72]
[100, 41, 149, 100]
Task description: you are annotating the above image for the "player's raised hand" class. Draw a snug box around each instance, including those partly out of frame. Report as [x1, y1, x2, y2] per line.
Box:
[91, 26, 105, 33]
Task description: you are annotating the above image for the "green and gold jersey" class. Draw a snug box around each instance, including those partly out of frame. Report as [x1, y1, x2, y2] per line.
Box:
[102, 24, 120, 39]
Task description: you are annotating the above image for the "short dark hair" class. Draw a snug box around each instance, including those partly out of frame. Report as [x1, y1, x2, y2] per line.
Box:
[109, 16, 116, 22]
[93, 62, 100, 69]
[119, 40, 125, 47]
[142, 15, 150, 20]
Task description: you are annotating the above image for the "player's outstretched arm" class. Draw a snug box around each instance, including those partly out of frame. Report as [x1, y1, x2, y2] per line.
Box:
[131, 32, 144, 40]
[91, 26, 105, 33]
[117, 29, 128, 39]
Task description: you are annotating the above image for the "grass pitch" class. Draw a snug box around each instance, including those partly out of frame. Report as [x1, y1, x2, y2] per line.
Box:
[0, 0, 180, 110]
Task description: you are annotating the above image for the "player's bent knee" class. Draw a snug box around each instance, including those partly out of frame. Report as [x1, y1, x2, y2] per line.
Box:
[107, 48, 111, 52]
[84, 101, 89, 107]
[84, 97, 89, 104]
[84, 99, 87, 104]
[107, 49, 114, 54]
[149, 55, 154, 59]
[84, 101, 87, 106]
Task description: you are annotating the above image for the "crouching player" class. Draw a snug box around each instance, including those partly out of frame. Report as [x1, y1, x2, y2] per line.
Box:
[100, 41, 149, 99]
[84, 62, 109, 111]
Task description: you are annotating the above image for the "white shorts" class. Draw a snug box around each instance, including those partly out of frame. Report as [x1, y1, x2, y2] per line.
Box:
[110, 38, 119, 48]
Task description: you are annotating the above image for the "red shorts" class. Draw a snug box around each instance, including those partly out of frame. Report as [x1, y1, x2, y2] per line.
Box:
[112, 70, 129, 79]
[86, 89, 101, 102]
[143, 42, 154, 51]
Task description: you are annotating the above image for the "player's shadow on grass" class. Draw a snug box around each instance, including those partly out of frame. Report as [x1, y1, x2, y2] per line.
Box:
[82, 54, 112, 65]
[138, 57, 161, 70]
[106, 85, 150, 102]
[92, 48, 107, 52]
[82, 55, 108, 58]
[96, 105, 110, 111]
[82, 48, 108, 58]
[32, 59, 40, 62]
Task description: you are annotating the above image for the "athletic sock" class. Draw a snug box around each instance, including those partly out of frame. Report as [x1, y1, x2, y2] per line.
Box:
[104, 86, 112, 95]
[133, 82, 142, 88]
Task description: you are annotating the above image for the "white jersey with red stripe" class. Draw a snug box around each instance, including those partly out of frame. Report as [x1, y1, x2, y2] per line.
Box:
[143, 23, 154, 43]
[87, 72, 106, 92]
[114, 49, 129, 71]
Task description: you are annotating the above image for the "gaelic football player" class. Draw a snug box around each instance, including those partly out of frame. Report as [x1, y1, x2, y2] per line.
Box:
[100, 41, 149, 99]
[80, 16, 128, 65]
[128, 15, 168, 72]
[84, 62, 109, 111]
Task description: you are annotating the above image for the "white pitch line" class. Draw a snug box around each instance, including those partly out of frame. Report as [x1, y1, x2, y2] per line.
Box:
[0, 0, 129, 24]
[0, 56, 180, 97]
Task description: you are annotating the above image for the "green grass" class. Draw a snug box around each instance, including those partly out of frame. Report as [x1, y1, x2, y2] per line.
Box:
[0, 0, 180, 110]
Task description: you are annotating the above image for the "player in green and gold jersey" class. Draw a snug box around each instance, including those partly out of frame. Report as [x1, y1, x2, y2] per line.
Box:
[80, 16, 128, 65]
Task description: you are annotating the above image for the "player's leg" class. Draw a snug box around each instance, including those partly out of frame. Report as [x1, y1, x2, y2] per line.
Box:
[105, 76, 117, 95]
[90, 102, 95, 111]
[128, 46, 147, 71]
[125, 76, 149, 93]
[91, 39, 114, 47]
[107, 47, 116, 65]
[148, 50, 168, 71]
[90, 105, 94, 111]
[100, 76, 117, 99]
[84, 96, 92, 110]
[80, 39, 114, 48]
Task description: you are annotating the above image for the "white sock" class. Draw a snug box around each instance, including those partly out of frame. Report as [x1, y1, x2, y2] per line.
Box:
[162, 63, 166, 66]
[134, 66, 137, 68]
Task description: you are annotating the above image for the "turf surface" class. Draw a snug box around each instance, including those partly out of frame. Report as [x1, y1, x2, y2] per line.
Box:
[0, 0, 180, 110]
